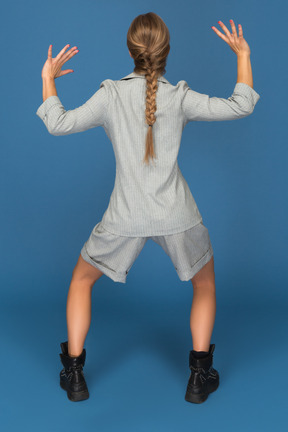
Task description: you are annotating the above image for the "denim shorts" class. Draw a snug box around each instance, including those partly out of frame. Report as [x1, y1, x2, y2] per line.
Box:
[80, 220, 214, 283]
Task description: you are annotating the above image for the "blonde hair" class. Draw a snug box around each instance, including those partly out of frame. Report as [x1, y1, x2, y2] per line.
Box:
[127, 12, 170, 166]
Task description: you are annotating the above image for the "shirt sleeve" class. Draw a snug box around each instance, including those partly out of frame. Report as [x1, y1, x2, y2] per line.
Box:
[35, 80, 109, 135]
[180, 80, 260, 125]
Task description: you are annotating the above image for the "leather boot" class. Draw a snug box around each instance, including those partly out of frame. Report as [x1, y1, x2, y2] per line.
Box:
[59, 341, 89, 402]
[185, 343, 219, 404]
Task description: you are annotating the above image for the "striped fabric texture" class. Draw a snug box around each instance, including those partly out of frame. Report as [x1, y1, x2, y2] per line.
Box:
[80, 219, 214, 283]
[36, 71, 260, 237]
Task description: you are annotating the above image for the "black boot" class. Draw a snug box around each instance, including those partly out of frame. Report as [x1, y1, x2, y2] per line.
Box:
[59, 341, 89, 402]
[185, 343, 219, 404]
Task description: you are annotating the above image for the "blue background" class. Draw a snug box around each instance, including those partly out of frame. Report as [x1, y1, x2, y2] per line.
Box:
[1, 0, 287, 430]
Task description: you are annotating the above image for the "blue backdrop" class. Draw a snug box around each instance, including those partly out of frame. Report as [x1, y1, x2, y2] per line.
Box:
[1, 0, 287, 430]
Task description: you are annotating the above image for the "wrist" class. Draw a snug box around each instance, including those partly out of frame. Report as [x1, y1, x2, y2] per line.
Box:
[42, 75, 55, 82]
[237, 52, 251, 59]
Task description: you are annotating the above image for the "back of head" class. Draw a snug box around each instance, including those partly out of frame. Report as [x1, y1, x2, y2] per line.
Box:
[127, 12, 170, 166]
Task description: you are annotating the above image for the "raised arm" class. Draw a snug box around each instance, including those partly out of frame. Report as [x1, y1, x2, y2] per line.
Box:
[36, 85, 108, 135]
[36, 44, 108, 135]
[213, 19, 255, 87]
[181, 19, 260, 124]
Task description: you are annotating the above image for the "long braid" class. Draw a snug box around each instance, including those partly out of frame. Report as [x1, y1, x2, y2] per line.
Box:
[126, 12, 170, 165]
[143, 56, 158, 166]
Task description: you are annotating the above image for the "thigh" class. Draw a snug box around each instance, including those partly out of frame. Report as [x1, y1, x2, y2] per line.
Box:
[151, 221, 214, 283]
[80, 221, 148, 283]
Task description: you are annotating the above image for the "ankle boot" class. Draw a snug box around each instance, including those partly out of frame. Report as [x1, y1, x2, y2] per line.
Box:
[59, 341, 89, 402]
[185, 343, 219, 404]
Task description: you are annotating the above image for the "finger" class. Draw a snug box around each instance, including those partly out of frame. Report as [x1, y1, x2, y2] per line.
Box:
[48, 44, 52, 59]
[55, 44, 71, 61]
[59, 69, 74, 77]
[211, 26, 230, 43]
[238, 23, 243, 38]
[229, 19, 238, 38]
[218, 20, 232, 38]
[61, 46, 79, 63]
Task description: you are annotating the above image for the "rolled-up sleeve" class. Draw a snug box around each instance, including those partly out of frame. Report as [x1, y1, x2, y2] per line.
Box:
[180, 80, 260, 124]
[36, 80, 109, 135]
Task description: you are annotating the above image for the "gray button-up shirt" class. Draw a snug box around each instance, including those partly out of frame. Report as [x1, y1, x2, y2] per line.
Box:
[36, 71, 260, 236]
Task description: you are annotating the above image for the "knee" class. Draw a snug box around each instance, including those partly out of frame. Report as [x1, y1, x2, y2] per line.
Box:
[71, 255, 103, 285]
[192, 279, 216, 293]
[72, 267, 100, 286]
[191, 256, 215, 290]
[71, 267, 92, 282]
[191, 274, 216, 292]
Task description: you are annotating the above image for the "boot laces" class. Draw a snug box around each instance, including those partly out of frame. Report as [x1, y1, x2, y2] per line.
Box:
[67, 364, 83, 373]
[191, 366, 208, 373]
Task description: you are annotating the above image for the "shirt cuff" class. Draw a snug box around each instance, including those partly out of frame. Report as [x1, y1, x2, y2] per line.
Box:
[233, 82, 260, 107]
[36, 95, 63, 120]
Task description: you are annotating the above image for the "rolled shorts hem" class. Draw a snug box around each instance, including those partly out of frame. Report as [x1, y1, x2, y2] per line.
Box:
[80, 243, 127, 284]
[176, 244, 214, 282]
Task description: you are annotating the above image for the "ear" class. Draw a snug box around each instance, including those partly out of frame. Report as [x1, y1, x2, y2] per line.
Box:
[129, 50, 132, 58]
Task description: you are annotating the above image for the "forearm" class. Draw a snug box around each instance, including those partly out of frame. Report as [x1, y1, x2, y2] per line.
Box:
[236, 53, 253, 88]
[42, 76, 57, 102]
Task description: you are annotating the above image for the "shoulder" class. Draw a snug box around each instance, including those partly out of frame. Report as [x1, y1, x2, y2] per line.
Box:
[99, 78, 114, 89]
[176, 80, 190, 93]
[94, 79, 115, 103]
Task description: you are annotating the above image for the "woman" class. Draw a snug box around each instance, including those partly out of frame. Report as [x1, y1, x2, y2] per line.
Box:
[36, 12, 260, 404]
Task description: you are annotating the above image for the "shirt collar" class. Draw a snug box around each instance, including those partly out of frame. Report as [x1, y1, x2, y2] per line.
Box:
[120, 71, 170, 84]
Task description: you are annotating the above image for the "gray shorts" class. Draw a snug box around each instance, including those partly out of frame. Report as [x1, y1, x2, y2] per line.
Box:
[80, 220, 214, 283]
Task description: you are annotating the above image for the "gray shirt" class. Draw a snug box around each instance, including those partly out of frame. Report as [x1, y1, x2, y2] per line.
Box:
[36, 71, 260, 237]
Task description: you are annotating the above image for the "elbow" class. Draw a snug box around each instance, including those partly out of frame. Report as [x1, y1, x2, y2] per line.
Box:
[47, 126, 56, 135]
[231, 105, 254, 120]
[238, 108, 254, 119]
[49, 128, 61, 136]
[241, 95, 259, 116]
[46, 121, 64, 136]
[45, 118, 57, 135]
[46, 112, 69, 135]
[47, 126, 59, 136]
[230, 94, 256, 117]
[244, 98, 256, 115]
[237, 102, 255, 118]
[48, 126, 71, 136]
[246, 103, 256, 116]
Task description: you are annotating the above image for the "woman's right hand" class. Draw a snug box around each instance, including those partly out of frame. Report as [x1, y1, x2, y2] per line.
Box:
[41, 44, 79, 80]
[211, 19, 251, 56]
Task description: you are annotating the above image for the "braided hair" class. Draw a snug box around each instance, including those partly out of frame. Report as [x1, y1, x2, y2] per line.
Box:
[143, 62, 158, 166]
[127, 12, 170, 165]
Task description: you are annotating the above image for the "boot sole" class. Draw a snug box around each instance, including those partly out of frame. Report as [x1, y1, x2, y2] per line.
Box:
[60, 379, 89, 402]
[185, 380, 219, 404]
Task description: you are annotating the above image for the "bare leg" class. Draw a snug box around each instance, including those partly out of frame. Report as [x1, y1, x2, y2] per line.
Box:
[66, 254, 104, 357]
[190, 255, 216, 352]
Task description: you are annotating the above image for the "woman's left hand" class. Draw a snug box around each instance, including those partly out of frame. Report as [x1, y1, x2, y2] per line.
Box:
[41, 44, 79, 80]
[211, 20, 251, 56]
